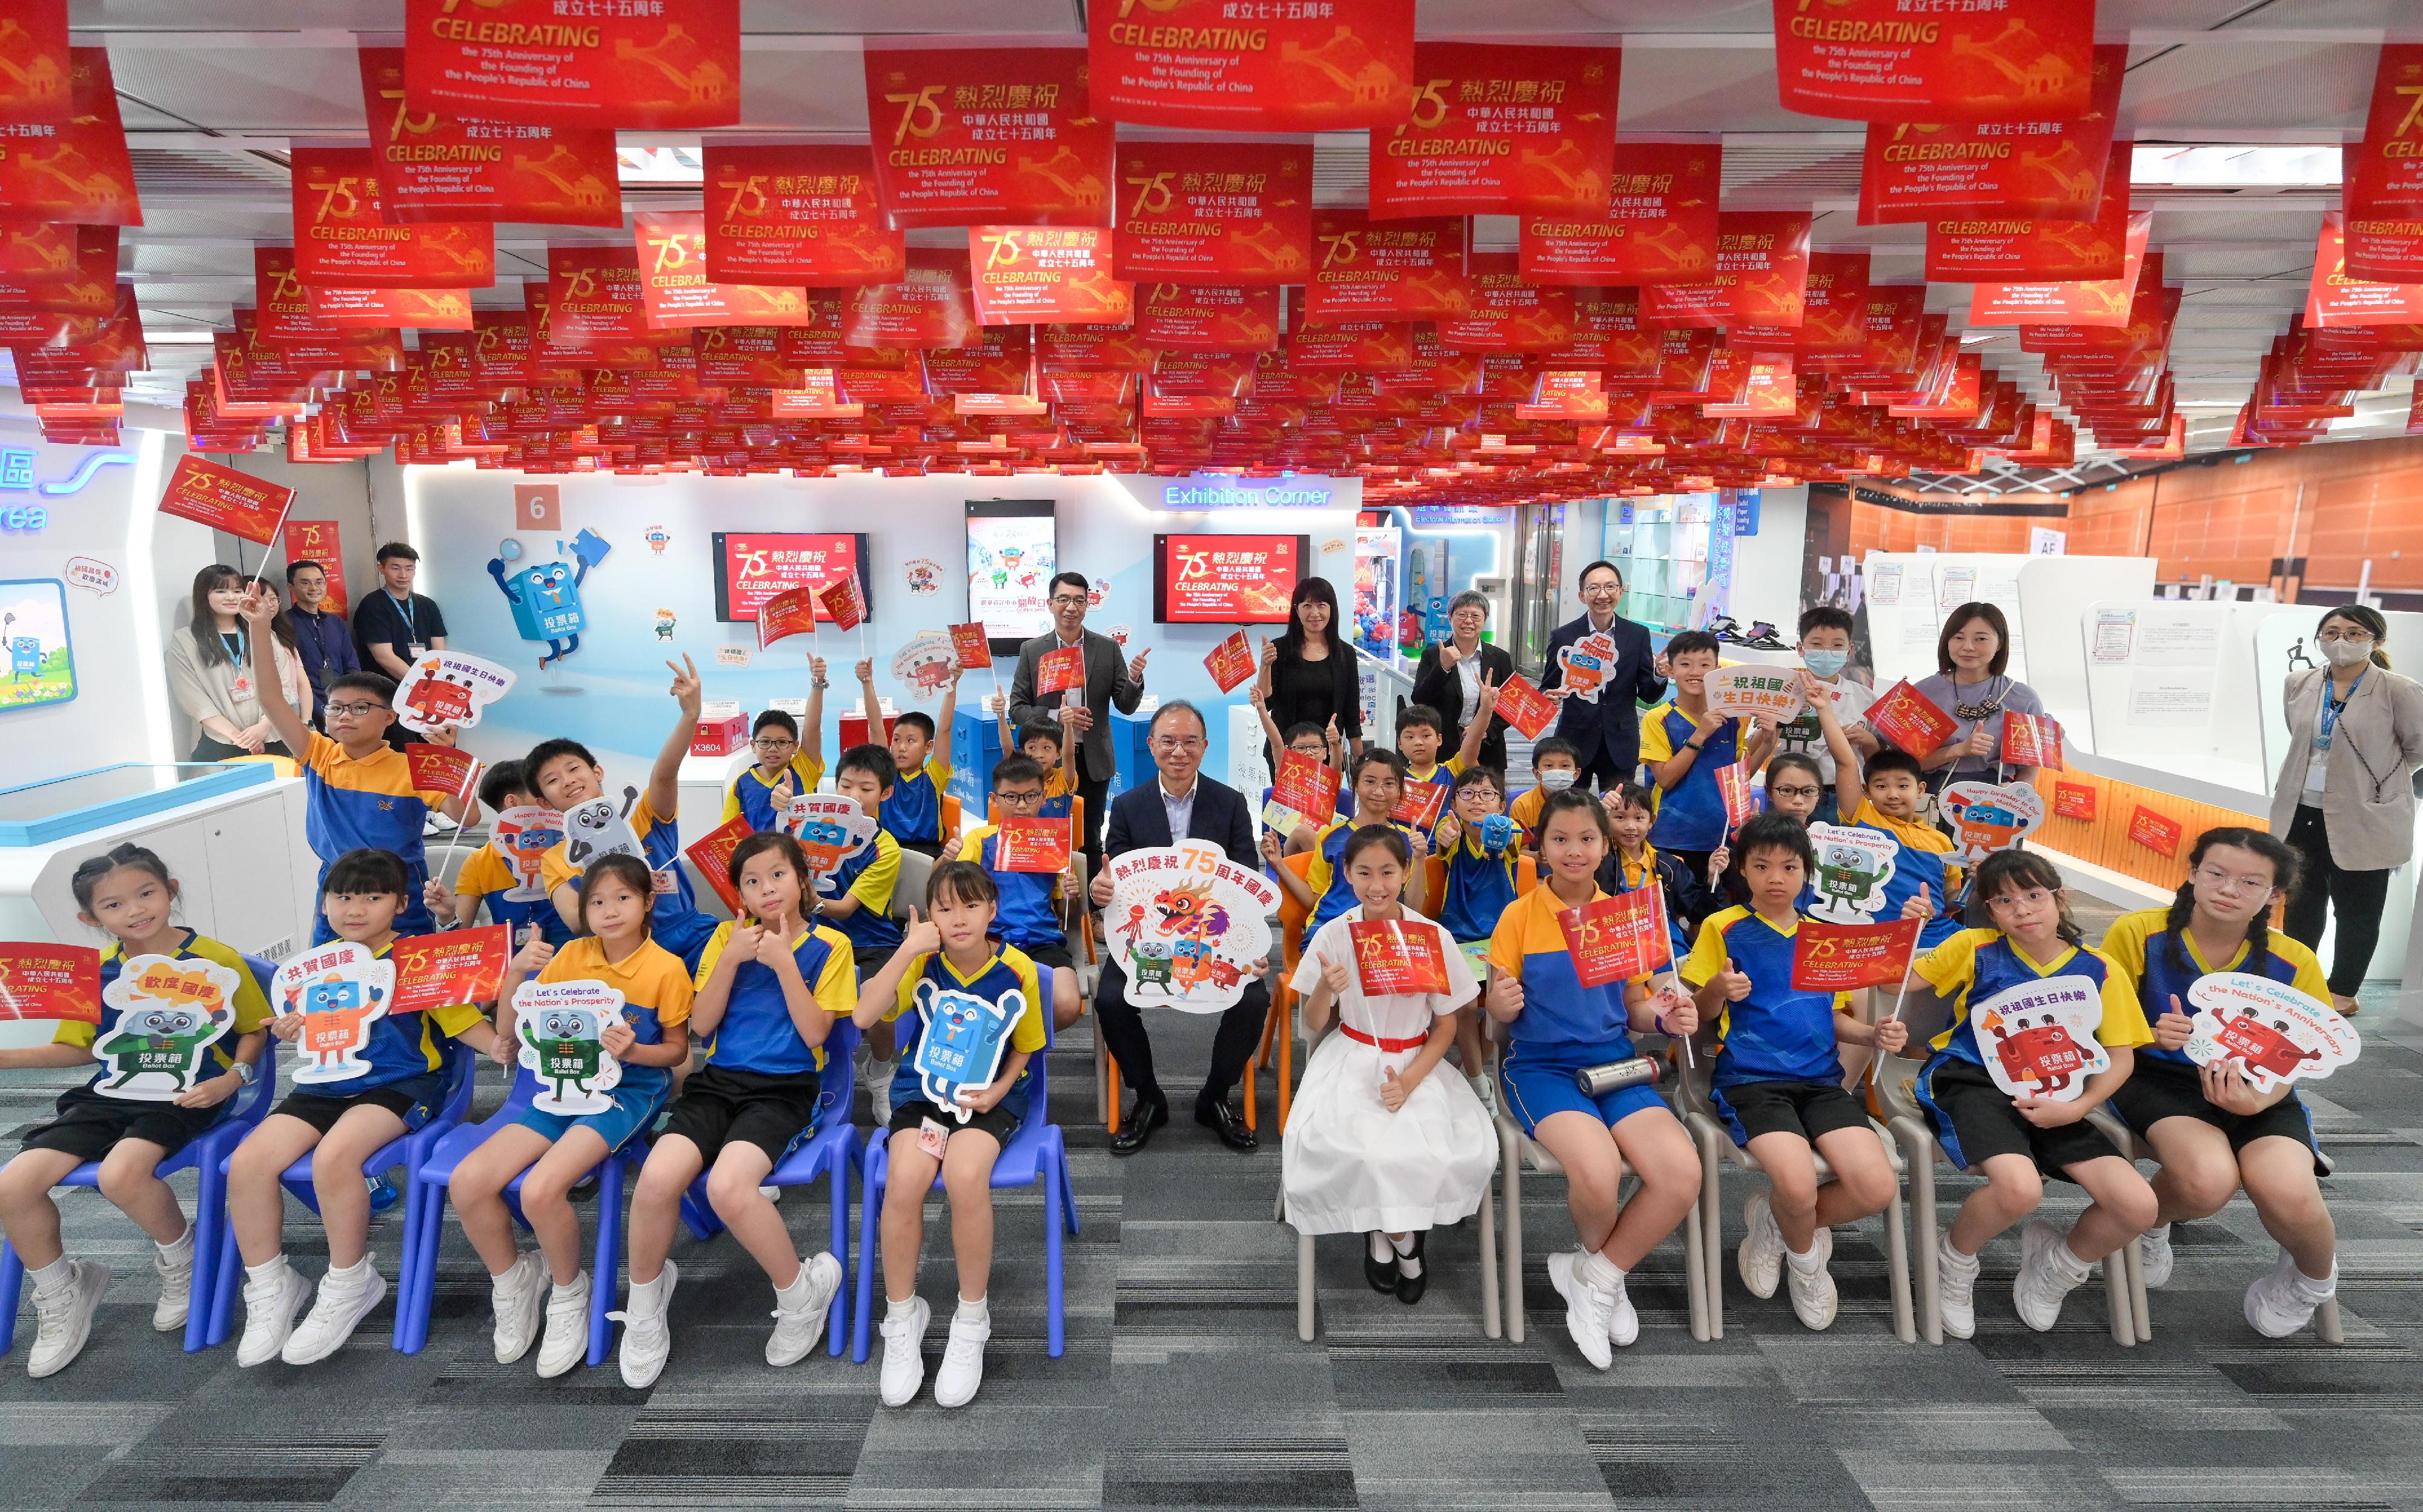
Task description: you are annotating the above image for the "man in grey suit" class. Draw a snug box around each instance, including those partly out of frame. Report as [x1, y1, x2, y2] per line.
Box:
[1008, 570, 1151, 872]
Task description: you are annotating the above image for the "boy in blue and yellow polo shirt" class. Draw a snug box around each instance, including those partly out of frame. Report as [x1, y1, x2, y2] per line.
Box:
[724, 672, 829, 834]
[1680, 814, 1905, 1331]
[949, 754, 1084, 1030]
[1851, 748, 1964, 947]
[1638, 630, 1771, 887]
[864, 657, 958, 857]
[434, 760, 572, 947]
[1270, 750, 1430, 949]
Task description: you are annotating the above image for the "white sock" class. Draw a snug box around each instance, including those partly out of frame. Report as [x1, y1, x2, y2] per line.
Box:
[552, 1271, 588, 1301]
[330, 1255, 371, 1279]
[627, 1270, 666, 1310]
[774, 1262, 816, 1307]
[1389, 1233, 1417, 1258]
[2145, 1222, 2171, 1242]
[1939, 1236, 1980, 1272]
[28, 1256, 72, 1295]
[489, 1251, 526, 1285]
[246, 1255, 288, 1284]
[956, 1293, 990, 1325]
[1579, 1248, 1624, 1291]
[2048, 1235, 2094, 1285]
[887, 1296, 919, 1322]
[1786, 1241, 1826, 1274]
[2293, 1259, 2338, 1301]
[1369, 1232, 1394, 1264]
[157, 1225, 194, 1262]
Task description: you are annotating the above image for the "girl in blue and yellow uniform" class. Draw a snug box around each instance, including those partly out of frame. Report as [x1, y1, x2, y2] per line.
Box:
[454, 853, 694, 1379]
[1433, 764, 1521, 1107]
[1598, 781, 1709, 960]
[945, 754, 1084, 1030]
[1268, 749, 1431, 948]
[0, 844, 271, 1378]
[1485, 788, 1702, 1371]
[724, 658, 829, 833]
[619, 832, 854, 1388]
[1906, 849, 2157, 1339]
[2101, 826, 2341, 1339]
[1637, 630, 1775, 884]
[228, 849, 500, 1369]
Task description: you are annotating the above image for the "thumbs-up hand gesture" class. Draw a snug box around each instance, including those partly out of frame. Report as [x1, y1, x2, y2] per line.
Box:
[1258, 633, 1277, 672]
[1379, 1064, 1410, 1112]
[2155, 992, 2195, 1050]
[1127, 646, 1150, 684]
[898, 906, 941, 959]
[509, 925, 555, 976]
[1717, 957, 1752, 1003]
[1319, 953, 1353, 998]
[1900, 883, 1932, 921]
[808, 654, 827, 683]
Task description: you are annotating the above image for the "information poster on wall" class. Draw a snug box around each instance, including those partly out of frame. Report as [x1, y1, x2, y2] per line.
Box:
[966, 501, 1057, 651]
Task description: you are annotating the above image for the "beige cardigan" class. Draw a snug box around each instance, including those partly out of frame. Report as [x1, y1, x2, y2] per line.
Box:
[2270, 663, 2423, 871]
[166, 622, 310, 746]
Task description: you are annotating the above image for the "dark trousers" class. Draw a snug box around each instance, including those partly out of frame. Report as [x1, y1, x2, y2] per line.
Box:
[2282, 804, 2393, 996]
[1579, 742, 1637, 795]
[1077, 764, 1111, 875]
[1092, 964, 1268, 1109]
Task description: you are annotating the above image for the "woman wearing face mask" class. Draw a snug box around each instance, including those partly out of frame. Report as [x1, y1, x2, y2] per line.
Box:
[2267, 605, 2423, 1017]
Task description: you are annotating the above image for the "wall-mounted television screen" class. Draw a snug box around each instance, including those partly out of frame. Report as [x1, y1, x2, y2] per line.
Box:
[967, 500, 1057, 652]
[1153, 532, 1308, 625]
[712, 532, 870, 623]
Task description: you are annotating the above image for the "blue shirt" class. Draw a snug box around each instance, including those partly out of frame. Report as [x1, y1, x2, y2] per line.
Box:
[283, 604, 358, 720]
[692, 920, 855, 1075]
[1436, 830, 1520, 944]
[962, 823, 1067, 951]
[826, 830, 905, 957]
[880, 754, 949, 847]
[1683, 906, 1854, 1089]
[1488, 884, 1637, 1055]
[1639, 701, 1742, 852]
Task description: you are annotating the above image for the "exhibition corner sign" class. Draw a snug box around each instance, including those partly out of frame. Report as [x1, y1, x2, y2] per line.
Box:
[1104, 843, 1278, 1013]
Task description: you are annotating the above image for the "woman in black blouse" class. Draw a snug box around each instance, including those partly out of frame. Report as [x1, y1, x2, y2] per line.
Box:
[1258, 576, 1364, 771]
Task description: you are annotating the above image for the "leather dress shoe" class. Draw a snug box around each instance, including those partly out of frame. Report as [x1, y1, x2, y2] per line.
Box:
[1110, 1094, 1168, 1156]
[1194, 1095, 1257, 1152]
[1364, 1236, 1398, 1294]
[1395, 1230, 1428, 1305]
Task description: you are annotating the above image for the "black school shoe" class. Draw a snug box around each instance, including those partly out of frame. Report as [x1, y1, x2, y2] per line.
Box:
[1396, 1230, 1428, 1305]
[1365, 1235, 1398, 1294]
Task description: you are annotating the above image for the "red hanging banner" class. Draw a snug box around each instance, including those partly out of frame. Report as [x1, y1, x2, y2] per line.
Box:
[1135, 282, 1280, 351]
[634, 211, 827, 329]
[1857, 44, 2126, 225]
[1368, 43, 1621, 218]
[1771, 0, 2097, 124]
[1924, 144, 2133, 283]
[703, 144, 903, 287]
[0, 48, 141, 225]
[1518, 141, 1720, 287]
[2345, 213, 2423, 288]
[2307, 214, 2423, 328]
[2345, 44, 2423, 217]
[546, 244, 665, 346]
[291, 148, 494, 290]
[863, 46, 1113, 230]
[969, 225, 1134, 325]
[0, 1, 69, 123]
[157, 454, 294, 545]
[1638, 211, 1812, 330]
[0, 224, 111, 314]
[1088, 0, 1413, 131]
[843, 247, 981, 350]
[402, 0, 740, 130]
[306, 284, 474, 331]
[1110, 141, 1312, 285]
[1436, 252, 1574, 352]
[356, 46, 622, 227]
[1969, 212, 2150, 328]
[0, 221, 81, 282]
[1304, 210, 1469, 323]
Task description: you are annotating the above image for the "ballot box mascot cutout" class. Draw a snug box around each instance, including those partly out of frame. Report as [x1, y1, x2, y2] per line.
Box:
[1972, 976, 2110, 1102]
[492, 805, 565, 901]
[2184, 972, 2362, 1095]
[787, 793, 880, 899]
[271, 941, 396, 1084]
[1805, 823, 1899, 924]
[562, 787, 645, 873]
[1941, 780, 2046, 864]
[910, 976, 1024, 1125]
[1554, 631, 1617, 702]
[512, 979, 628, 1116]
[393, 649, 515, 735]
[890, 631, 960, 701]
[91, 955, 241, 1101]
[486, 527, 611, 669]
[1104, 842, 1279, 1013]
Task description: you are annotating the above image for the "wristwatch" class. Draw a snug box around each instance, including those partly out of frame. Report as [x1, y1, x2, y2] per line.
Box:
[231, 1060, 257, 1085]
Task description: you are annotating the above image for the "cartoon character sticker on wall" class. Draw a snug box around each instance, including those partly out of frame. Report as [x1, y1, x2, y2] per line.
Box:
[271, 941, 396, 1085]
[0, 579, 76, 712]
[511, 978, 627, 1115]
[910, 978, 1022, 1124]
[904, 558, 942, 595]
[91, 955, 241, 1101]
[488, 528, 611, 669]
[654, 609, 677, 642]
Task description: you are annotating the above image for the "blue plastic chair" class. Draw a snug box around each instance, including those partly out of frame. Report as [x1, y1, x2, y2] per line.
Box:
[850, 965, 1079, 1362]
[673, 1019, 862, 1356]
[0, 953, 282, 1358]
[199, 1035, 482, 1348]
[394, 1065, 644, 1365]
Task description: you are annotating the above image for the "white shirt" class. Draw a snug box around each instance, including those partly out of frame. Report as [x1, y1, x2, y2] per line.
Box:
[1775, 676, 1878, 782]
[1453, 644, 1481, 712]
[1289, 905, 1479, 1042]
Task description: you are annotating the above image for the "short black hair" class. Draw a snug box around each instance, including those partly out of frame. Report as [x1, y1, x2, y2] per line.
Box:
[836, 743, 897, 791]
[1532, 737, 1580, 768]
[752, 708, 798, 738]
[526, 737, 600, 780]
[328, 670, 397, 704]
[1735, 812, 1815, 871]
[374, 542, 420, 565]
[1151, 700, 1208, 737]
[1665, 629, 1721, 663]
[893, 710, 935, 741]
[1351, 748, 1406, 784]
[1282, 721, 1328, 748]
[1049, 571, 1089, 599]
[1578, 559, 1623, 588]
[1864, 748, 1923, 783]
[927, 858, 999, 911]
[1015, 719, 1062, 751]
[323, 847, 409, 900]
[1797, 606, 1855, 640]
[1453, 763, 1505, 795]
[728, 831, 807, 896]
[1397, 703, 1444, 738]
[577, 854, 657, 938]
[1606, 780, 1656, 812]
[284, 558, 325, 583]
[1764, 752, 1823, 791]
[478, 758, 532, 814]
[991, 754, 1045, 791]
[1342, 823, 1411, 870]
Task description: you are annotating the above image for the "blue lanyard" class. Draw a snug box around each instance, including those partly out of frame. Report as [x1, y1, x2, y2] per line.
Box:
[387, 591, 417, 641]
[2319, 669, 2364, 748]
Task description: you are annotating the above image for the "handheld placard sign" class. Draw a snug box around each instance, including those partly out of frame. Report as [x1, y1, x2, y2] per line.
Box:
[393, 649, 515, 734]
[512, 978, 627, 1116]
[1554, 631, 1617, 702]
[562, 787, 645, 871]
[1705, 666, 1806, 721]
[2184, 972, 2361, 1094]
[492, 805, 565, 901]
[789, 793, 879, 898]
[92, 954, 241, 1101]
[890, 630, 959, 700]
[1941, 780, 2047, 863]
[271, 941, 396, 1084]
[910, 978, 1023, 1124]
[1972, 976, 2110, 1102]
[1104, 843, 1279, 1013]
[1806, 823, 1899, 923]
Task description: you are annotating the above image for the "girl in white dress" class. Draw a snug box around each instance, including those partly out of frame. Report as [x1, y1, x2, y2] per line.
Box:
[1284, 825, 1496, 1302]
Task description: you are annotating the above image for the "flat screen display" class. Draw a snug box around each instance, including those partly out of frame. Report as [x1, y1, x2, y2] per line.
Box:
[1153, 532, 1307, 624]
[966, 501, 1057, 652]
[711, 532, 870, 623]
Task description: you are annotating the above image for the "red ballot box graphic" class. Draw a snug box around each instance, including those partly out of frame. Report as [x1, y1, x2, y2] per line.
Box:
[1273, 750, 1341, 828]
[389, 926, 509, 1016]
[758, 586, 822, 650]
[1558, 889, 1670, 990]
[159, 454, 294, 545]
[1203, 631, 1256, 694]
[403, 743, 480, 798]
[947, 623, 993, 671]
[1493, 673, 1558, 740]
[684, 813, 754, 915]
[1390, 781, 1449, 832]
[995, 817, 1073, 875]
[1036, 643, 1084, 697]
[0, 943, 104, 1024]
[1790, 918, 1922, 992]
[1866, 680, 1960, 757]
[1349, 920, 1452, 996]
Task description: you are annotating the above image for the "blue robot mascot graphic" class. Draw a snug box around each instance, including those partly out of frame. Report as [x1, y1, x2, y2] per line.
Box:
[489, 527, 611, 669]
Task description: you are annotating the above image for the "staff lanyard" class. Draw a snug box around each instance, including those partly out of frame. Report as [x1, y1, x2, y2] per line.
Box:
[388, 590, 417, 642]
[2318, 668, 2364, 749]
[220, 629, 245, 666]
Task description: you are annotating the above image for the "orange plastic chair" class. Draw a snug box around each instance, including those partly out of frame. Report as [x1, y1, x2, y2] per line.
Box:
[1241, 850, 1318, 1135]
[940, 794, 961, 845]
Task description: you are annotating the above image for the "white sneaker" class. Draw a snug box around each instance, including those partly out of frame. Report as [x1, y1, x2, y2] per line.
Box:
[537, 1272, 592, 1378]
[2012, 1219, 2083, 1333]
[933, 1305, 991, 1408]
[1786, 1245, 1839, 1331]
[490, 1252, 548, 1364]
[2244, 1249, 2330, 1339]
[878, 1296, 932, 1407]
[236, 1264, 312, 1368]
[281, 1261, 388, 1365]
[1738, 1192, 1785, 1300]
[869, 1059, 898, 1123]
[2138, 1224, 2174, 1290]
[1936, 1235, 1979, 1341]
[1545, 1250, 1615, 1370]
[151, 1240, 193, 1333]
[1606, 1270, 1639, 1348]
[766, 1253, 842, 1367]
[27, 1261, 109, 1379]
[611, 1261, 678, 1389]
[760, 1185, 783, 1202]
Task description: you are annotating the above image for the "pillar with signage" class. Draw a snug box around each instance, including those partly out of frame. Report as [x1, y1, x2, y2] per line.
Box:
[1352, 525, 1401, 668]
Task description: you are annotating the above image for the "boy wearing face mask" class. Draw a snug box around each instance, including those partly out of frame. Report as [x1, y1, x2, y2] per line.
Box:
[1772, 608, 1878, 826]
[1511, 739, 1583, 849]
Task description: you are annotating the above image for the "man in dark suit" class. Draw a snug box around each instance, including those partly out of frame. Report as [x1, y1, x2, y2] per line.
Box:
[1409, 589, 1517, 772]
[1540, 560, 1667, 792]
[1084, 701, 1271, 1155]
[1009, 571, 1149, 874]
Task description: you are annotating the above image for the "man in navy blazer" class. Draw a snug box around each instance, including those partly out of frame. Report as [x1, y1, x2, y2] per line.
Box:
[1085, 701, 1271, 1155]
[1539, 560, 1668, 792]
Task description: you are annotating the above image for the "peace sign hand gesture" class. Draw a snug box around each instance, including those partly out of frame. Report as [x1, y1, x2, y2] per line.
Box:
[666, 654, 701, 717]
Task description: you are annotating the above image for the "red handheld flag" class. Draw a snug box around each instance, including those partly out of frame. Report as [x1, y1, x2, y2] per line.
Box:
[1272, 749, 1341, 828]
[683, 812, 755, 915]
[995, 817, 1073, 875]
[1348, 920, 1453, 995]
[758, 586, 821, 651]
[403, 742, 480, 798]
[947, 623, 993, 671]
[816, 574, 864, 633]
[1493, 673, 1558, 740]
[1202, 631, 1256, 694]
[0, 943, 104, 1024]
[1557, 889, 1671, 989]
[158, 454, 295, 546]
[389, 925, 511, 1015]
[1036, 643, 1085, 697]
[1866, 680, 1960, 757]
[1390, 781, 1449, 833]
[1790, 917, 1921, 992]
